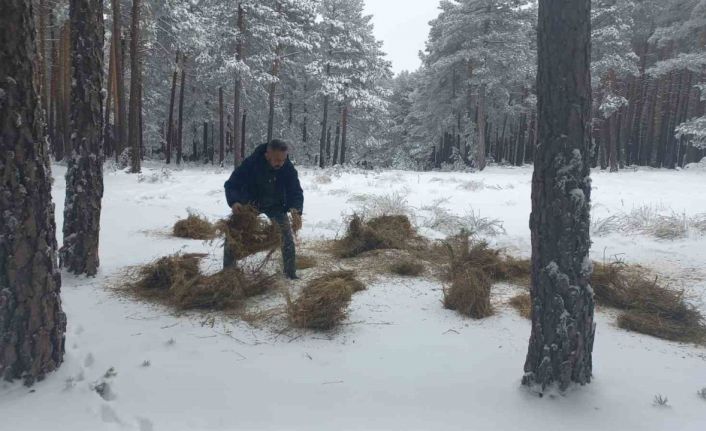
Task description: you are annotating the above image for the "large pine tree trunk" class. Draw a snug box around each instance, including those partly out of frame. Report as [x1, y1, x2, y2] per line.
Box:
[523, 0, 595, 393]
[104, 36, 114, 158]
[112, 0, 126, 162]
[128, 0, 142, 173]
[60, 0, 105, 277]
[1, 0, 67, 386]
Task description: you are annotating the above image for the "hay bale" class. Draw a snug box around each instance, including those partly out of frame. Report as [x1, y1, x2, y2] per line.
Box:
[389, 259, 425, 276]
[173, 268, 275, 310]
[443, 267, 493, 319]
[173, 212, 217, 240]
[509, 293, 531, 319]
[217, 205, 281, 260]
[333, 214, 414, 258]
[287, 270, 365, 330]
[296, 254, 318, 270]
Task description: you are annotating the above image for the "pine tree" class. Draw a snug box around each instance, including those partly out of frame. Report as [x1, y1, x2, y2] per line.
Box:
[1, 0, 67, 385]
[60, 0, 105, 277]
[128, 0, 143, 173]
[523, 0, 595, 393]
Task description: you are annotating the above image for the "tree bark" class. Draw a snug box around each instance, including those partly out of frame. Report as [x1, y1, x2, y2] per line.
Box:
[60, 0, 105, 277]
[219, 86, 225, 164]
[241, 110, 247, 157]
[128, 0, 142, 173]
[166, 51, 179, 164]
[477, 84, 487, 170]
[332, 108, 341, 166]
[176, 55, 186, 165]
[233, 2, 244, 166]
[1, 0, 67, 386]
[340, 101, 349, 165]
[112, 0, 126, 162]
[523, 0, 595, 393]
[104, 36, 114, 158]
[319, 93, 329, 168]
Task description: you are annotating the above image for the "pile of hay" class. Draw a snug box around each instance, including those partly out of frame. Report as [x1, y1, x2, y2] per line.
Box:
[591, 262, 705, 343]
[173, 268, 275, 310]
[126, 252, 275, 311]
[296, 255, 318, 270]
[217, 205, 281, 260]
[509, 293, 532, 319]
[441, 234, 532, 319]
[173, 212, 217, 240]
[130, 253, 205, 300]
[389, 258, 425, 276]
[287, 270, 365, 330]
[333, 214, 414, 258]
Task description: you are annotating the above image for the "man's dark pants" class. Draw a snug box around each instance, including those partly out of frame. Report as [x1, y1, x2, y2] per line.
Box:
[223, 211, 296, 277]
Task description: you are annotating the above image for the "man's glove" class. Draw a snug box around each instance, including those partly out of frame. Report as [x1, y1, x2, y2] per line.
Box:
[231, 202, 243, 214]
[290, 209, 302, 233]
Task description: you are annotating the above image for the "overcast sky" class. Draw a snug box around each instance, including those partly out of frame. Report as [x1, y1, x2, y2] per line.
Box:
[363, 0, 440, 75]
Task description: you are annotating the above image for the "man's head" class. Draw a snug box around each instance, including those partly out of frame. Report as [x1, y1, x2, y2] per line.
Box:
[265, 139, 289, 170]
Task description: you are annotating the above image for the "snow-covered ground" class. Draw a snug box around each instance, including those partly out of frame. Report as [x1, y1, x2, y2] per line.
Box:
[1, 162, 705, 431]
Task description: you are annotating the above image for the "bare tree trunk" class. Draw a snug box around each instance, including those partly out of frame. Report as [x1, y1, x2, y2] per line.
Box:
[177, 55, 186, 165]
[267, 1, 282, 143]
[319, 93, 329, 168]
[0, 0, 67, 386]
[523, 0, 594, 393]
[340, 101, 349, 165]
[332, 105, 341, 166]
[104, 36, 114, 158]
[219, 86, 225, 164]
[477, 84, 487, 170]
[203, 121, 208, 162]
[128, 0, 142, 173]
[60, 0, 105, 278]
[241, 110, 247, 157]
[112, 0, 126, 161]
[166, 51, 179, 164]
[233, 2, 244, 166]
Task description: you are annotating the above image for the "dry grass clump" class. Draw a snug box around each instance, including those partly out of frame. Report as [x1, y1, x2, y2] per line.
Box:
[286, 270, 365, 330]
[442, 235, 494, 319]
[618, 311, 705, 343]
[125, 253, 275, 311]
[296, 254, 318, 270]
[332, 214, 414, 258]
[389, 259, 425, 276]
[172, 269, 275, 310]
[130, 253, 204, 296]
[509, 293, 532, 319]
[591, 261, 705, 343]
[443, 266, 493, 319]
[216, 205, 281, 260]
[173, 212, 217, 240]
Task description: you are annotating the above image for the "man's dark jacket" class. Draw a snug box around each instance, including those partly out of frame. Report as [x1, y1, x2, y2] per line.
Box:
[224, 143, 304, 214]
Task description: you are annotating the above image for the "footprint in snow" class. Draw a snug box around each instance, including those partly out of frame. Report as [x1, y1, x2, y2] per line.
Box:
[84, 353, 95, 367]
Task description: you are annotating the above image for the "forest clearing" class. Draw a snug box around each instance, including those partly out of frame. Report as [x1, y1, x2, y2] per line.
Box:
[4, 0, 706, 430]
[1, 163, 705, 430]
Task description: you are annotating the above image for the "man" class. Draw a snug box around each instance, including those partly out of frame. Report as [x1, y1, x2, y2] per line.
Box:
[224, 139, 304, 279]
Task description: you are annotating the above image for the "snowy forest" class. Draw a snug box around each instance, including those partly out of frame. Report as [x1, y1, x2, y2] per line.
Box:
[35, 0, 706, 171]
[2, 0, 706, 430]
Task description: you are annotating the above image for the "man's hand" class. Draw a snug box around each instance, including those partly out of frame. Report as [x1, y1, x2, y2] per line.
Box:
[290, 209, 302, 233]
[231, 202, 243, 215]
